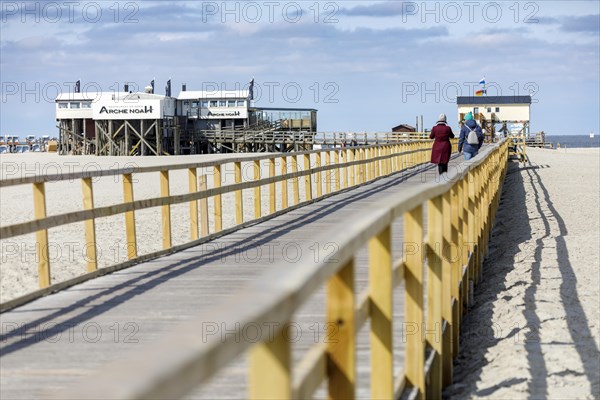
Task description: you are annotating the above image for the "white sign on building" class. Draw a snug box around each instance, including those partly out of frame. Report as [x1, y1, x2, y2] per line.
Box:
[199, 108, 248, 119]
[92, 99, 162, 120]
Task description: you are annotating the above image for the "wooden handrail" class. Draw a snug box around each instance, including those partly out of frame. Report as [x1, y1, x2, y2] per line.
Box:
[61, 139, 509, 399]
[0, 147, 431, 239]
[1, 140, 449, 309]
[0, 141, 432, 188]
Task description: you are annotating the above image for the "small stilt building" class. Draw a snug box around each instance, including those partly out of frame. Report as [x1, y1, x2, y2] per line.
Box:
[55, 82, 317, 156]
[457, 95, 532, 141]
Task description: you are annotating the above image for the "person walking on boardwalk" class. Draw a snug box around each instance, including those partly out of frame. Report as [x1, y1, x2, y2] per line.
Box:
[458, 111, 484, 160]
[430, 113, 455, 174]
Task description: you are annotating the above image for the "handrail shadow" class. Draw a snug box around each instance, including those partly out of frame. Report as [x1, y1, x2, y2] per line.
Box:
[443, 160, 542, 398]
[528, 166, 599, 397]
[445, 160, 599, 398]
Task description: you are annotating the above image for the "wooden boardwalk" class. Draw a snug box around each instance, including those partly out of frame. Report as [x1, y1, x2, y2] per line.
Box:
[0, 154, 464, 400]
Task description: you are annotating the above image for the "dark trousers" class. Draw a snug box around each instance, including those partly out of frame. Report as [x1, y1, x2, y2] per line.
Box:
[437, 163, 448, 174]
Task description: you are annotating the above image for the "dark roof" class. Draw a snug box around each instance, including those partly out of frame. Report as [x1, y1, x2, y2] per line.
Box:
[392, 124, 415, 130]
[457, 96, 531, 105]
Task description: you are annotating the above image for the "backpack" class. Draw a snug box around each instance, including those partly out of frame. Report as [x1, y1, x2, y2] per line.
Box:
[466, 125, 479, 145]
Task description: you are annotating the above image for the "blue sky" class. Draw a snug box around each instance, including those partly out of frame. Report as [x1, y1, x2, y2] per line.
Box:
[1, 1, 599, 135]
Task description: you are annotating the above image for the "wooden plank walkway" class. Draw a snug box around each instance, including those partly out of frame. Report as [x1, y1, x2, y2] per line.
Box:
[0, 154, 464, 400]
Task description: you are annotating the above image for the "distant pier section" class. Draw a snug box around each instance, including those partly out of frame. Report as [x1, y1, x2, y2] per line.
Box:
[55, 83, 319, 156]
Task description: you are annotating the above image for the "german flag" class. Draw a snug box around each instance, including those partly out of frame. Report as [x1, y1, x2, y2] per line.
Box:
[475, 89, 486, 96]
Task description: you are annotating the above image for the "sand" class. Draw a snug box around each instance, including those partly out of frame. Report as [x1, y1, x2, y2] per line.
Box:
[0, 152, 313, 303]
[445, 147, 600, 399]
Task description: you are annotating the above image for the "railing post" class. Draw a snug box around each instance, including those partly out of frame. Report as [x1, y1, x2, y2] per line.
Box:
[483, 162, 490, 260]
[442, 191, 453, 387]
[254, 160, 262, 218]
[327, 259, 356, 399]
[370, 147, 376, 179]
[480, 165, 487, 270]
[467, 169, 476, 297]
[426, 195, 443, 398]
[188, 168, 199, 241]
[398, 144, 403, 170]
[160, 170, 172, 249]
[279, 157, 287, 210]
[365, 148, 370, 181]
[374, 145, 381, 178]
[213, 164, 222, 232]
[122, 173, 137, 259]
[291, 155, 300, 205]
[404, 205, 425, 398]
[316, 151, 323, 197]
[32, 182, 51, 287]
[334, 150, 341, 191]
[413, 143, 418, 168]
[325, 151, 331, 195]
[348, 148, 355, 187]
[303, 153, 312, 201]
[198, 175, 209, 237]
[397, 144, 403, 171]
[452, 182, 462, 353]
[359, 148, 366, 183]
[474, 166, 482, 284]
[343, 149, 349, 188]
[234, 161, 243, 225]
[269, 158, 276, 213]
[461, 176, 470, 309]
[412, 143, 417, 167]
[249, 327, 291, 399]
[81, 177, 97, 272]
[369, 226, 393, 399]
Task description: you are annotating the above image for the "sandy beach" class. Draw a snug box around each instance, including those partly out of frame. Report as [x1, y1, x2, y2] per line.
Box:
[0, 152, 313, 303]
[445, 147, 600, 399]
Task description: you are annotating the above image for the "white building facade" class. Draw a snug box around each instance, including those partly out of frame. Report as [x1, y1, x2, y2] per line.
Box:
[55, 83, 317, 155]
[457, 95, 532, 135]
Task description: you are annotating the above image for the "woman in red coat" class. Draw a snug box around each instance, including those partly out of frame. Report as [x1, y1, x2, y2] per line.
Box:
[429, 113, 455, 174]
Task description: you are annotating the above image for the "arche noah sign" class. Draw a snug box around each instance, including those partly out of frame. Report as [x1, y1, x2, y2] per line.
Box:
[99, 105, 153, 115]
[93, 100, 161, 120]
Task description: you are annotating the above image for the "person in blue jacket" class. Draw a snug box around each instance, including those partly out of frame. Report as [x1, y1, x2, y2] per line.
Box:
[458, 112, 484, 160]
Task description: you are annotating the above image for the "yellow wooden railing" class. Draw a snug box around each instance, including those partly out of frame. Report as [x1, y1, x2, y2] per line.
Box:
[508, 134, 527, 162]
[0, 140, 452, 311]
[311, 131, 434, 144]
[62, 139, 508, 399]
